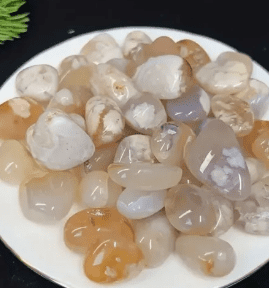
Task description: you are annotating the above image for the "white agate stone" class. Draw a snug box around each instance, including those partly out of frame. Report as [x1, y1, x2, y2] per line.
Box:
[114, 134, 154, 164]
[106, 58, 129, 73]
[69, 113, 86, 131]
[16, 65, 59, 101]
[122, 31, 152, 58]
[117, 188, 166, 219]
[245, 157, 266, 184]
[80, 33, 123, 64]
[134, 211, 177, 268]
[133, 55, 189, 99]
[26, 109, 95, 170]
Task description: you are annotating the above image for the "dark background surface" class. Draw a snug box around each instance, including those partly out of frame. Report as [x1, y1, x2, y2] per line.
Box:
[1, 0, 269, 287]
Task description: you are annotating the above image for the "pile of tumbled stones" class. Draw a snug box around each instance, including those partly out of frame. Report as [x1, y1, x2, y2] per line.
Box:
[1, 30, 269, 283]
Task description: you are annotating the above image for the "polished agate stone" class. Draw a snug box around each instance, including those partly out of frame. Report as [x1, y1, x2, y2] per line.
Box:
[26, 109, 95, 170]
[84, 237, 144, 283]
[151, 122, 195, 166]
[195, 52, 250, 95]
[165, 184, 216, 235]
[252, 130, 269, 167]
[0, 97, 44, 140]
[83, 143, 118, 173]
[236, 79, 269, 120]
[85, 96, 125, 147]
[0, 140, 37, 185]
[117, 188, 166, 219]
[106, 58, 129, 73]
[122, 31, 152, 58]
[122, 92, 167, 135]
[134, 211, 177, 268]
[89, 63, 139, 108]
[176, 235, 236, 276]
[19, 171, 77, 223]
[16, 65, 59, 102]
[68, 113, 86, 131]
[166, 85, 210, 124]
[245, 157, 266, 184]
[108, 162, 182, 190]
[80, 33, 123, 64]
[251, 176, 269, 207]
[185, 119, 251, 201]
[211, 94, 254, 137]
[180, 163, 203, 186]
[133, 55, 193, 99]
[176, 39, 211, 71]
[114, 134, 154, 164]
[79, 171, 122, 207]
[64, 207, 134, 253]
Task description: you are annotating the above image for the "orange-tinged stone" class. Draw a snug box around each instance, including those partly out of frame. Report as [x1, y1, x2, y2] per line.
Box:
[252, 130, 269, 168]
[0, 97, 44, 140]
[241, 120, 269, 156]
[84, 237, 144, 283]
[64, 208, 134, 253]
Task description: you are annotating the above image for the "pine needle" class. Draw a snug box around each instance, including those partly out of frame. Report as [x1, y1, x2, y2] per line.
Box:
[0, 0, 29, 44]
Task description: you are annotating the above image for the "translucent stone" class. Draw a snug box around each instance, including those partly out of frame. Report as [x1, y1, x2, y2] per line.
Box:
[211, 94, 254, 137]
[122, 92, 167, 135]
[64, 208, 134, 253]
[0, 97, 44, 140]
[47, 88, 92, 116]
[26, 109, 95, 170]
[151, 122, 195, 166]
[79, 171, 122, 208]
[114, 135, 154, 164]
[245, 157, 266, 184]
[134, 211, 177, 268]
[58, 55, 89, 81]
[68, 113, 86, 131]
[0, 140, 37, 185]
[117, 188, 166, 219]
[84, 237, 144, 283]
[89, 63, 139, 108]
[180, 163, 203, 186]
[166, 85, 210, 124]
[165, 184, 216, 235]
[175, 235, 236, 276]
[19, 171, 77, 223]
[106, 58, 129, 73]
[122, 31, 152, 58]
[83, 143, 118, 174]
[185, 119, 251, 201]
[241, 120, 269, 157]
[195, 52, 250, 95]
[108, 162, 182, 190]
[80, 33, 123, 64]
[16, 65, 59, 102]
[236, 79, 269, 120]
[176, 39, 211, 71]
[252, 130, 269, 167]
[133, 55, 193, 99]
[85, 96, 125, 147]
[251, 176, 269, 207]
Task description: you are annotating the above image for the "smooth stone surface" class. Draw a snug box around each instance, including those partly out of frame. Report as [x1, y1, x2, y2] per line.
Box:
[84, 237, 144, 284]
[64, 207, 134, 253]
[117, 188, 166, 219]
[89, 63, 139, 108]
[134, 211, 177, 268]
[16, 64, 59, 101]
[185, 119, 251, 201]
[176, 235, 236, 276]
[85, 96, 125, 147]
[165, 184, 216, 235]
[151, 122, 195, 166]
[0, 97, 44, 140]
[251, 176, 269, 207]
[252, 130, 269, 167]
[180, 163, 203, 186]
[80, 33, 123, 64]
[122, 92, 167, 135]
[108, 162, 182, 190]
[79, 171, 122, 207]
[195, 52, 250, 95]
[106, 58, 129, 73]
[245, 157, 266, 184]
[166, 84, 210, 124]
[19, 171, 78, 223]
[211, 94, 254, 137]
[26, 109, 95, 170]
[133, 55, 193, 99]
[114, 134, 154, 164]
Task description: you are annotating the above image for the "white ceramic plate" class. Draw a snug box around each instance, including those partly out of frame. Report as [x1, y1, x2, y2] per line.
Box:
[1, 27, 269, 288]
